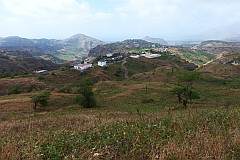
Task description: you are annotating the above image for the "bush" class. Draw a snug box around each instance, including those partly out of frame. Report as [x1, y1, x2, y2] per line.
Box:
[77, 78, 97, 108]
[142, 98, 154, 104]
[57, 86, 72, 93]
[7, 85, 22, 95]
[31, 92, 51, 110]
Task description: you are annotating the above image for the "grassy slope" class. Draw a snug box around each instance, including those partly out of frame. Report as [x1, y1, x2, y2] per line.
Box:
[54, 49, 88, 61]
[0, 61, 240, 159]
[198, 51, 240, 76]
[170, 48, 216, 66]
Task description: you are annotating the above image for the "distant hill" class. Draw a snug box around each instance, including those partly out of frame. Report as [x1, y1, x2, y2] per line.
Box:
[199, 40, 240, 47]
[198, 40, 240, 54]
[169, 48, 216, 66]
[60, 34, 104, 51]
[0, 34, 105, 61]
[89, 39, 162, 56]
[0, 50, 60, 74]
[198, 51, 240, 76]
[56, 34, 105, 61]
[142, 36, 168, 45]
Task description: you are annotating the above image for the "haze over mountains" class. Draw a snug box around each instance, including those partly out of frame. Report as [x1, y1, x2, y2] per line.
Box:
[186, 24, 240, 42]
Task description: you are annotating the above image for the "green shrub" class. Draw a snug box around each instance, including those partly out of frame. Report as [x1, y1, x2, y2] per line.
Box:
[7, 84, 22, 95]
[31, 92, 51, 110]
[77, 78, 97, 108]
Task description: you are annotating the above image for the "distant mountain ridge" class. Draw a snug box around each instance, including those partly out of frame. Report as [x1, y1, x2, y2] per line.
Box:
[142, 36, 168, 45]
[0, 34, 105, 61]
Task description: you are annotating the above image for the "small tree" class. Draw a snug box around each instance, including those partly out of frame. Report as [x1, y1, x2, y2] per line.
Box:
[171, 72, 200, 108]
[171, 85, 200, 108]
[7, 84, 22, 95]
[31, 92, 51, 110]
[77, 77, 96, 108]
[170, 85, 184, 105]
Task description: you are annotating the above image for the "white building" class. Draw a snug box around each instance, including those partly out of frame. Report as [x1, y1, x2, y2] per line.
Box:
[74, 63, 92, 71]
[35, 70, 48, 74]
[231, 61, 240, 65]
[106, 53, 113, 57]
[98, 61, 107, 67]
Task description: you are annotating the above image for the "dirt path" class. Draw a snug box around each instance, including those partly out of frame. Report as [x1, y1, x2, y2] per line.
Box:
[121, 57, 129, 79]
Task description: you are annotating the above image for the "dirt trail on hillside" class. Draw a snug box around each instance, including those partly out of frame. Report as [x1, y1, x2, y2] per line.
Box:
[121, 57, 129, 79]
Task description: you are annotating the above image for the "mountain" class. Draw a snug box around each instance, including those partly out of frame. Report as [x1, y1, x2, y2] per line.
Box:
[0, 36, 62, 51]
[142, 36, 168, 45]
[0, 36, 35, 47]
[56, 34, 105, 61]
[0, 50, 60, 74]
[60, 34, 104, 50]
[0, 34, 105, 61]
[89, 39, 162, 56]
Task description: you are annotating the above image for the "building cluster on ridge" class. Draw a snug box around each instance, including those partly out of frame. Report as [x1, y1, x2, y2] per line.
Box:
[73, 47, 170, 71]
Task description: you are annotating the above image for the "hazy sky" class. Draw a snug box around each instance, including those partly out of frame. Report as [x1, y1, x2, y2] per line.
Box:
[0, 0, 240, 41]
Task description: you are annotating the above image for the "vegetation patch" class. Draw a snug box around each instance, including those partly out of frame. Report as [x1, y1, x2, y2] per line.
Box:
[36, 109, 240, 159]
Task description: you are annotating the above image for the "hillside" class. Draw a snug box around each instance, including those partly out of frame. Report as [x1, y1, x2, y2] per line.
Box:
[142, 36, 168, 45]
[168, 48, 216, 66]
[198, 40, 240, 54]
[0, 34, 104, 61]
[0, 50, 60, 75]
[199, 40, 240, 48]
[198, 51, 240, 76]
[0, 59, 240, 159]
[89, 39, 162, 56]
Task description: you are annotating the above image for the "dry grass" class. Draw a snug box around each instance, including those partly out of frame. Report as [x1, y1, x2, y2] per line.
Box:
[0, 101, 239, 159]
[0, 73, 240, 159]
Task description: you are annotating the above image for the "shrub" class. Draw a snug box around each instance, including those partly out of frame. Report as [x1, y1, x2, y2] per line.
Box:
[7, 85, 22, 95]
[31, 92, 51, 110]
[77, 77, 97, 108]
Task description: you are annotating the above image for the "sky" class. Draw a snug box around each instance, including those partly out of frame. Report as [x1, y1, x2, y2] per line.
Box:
[0, 0, 240, 41]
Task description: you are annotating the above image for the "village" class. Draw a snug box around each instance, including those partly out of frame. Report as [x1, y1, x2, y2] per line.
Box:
[72, 47, 171, 72]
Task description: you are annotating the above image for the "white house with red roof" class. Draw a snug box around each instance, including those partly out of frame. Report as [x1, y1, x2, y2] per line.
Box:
[74, 63, 92, 71]
[130, 53, 140, 59]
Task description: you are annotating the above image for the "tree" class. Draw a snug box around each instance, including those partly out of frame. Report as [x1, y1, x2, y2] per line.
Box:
[31, 92, 51, 110]
[171, 85, 200, 108]
[177, 72, 200, 87]
[171, 72, 200, 108]
[170, 85, 184, 105]
[77, 77, 96, 108]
